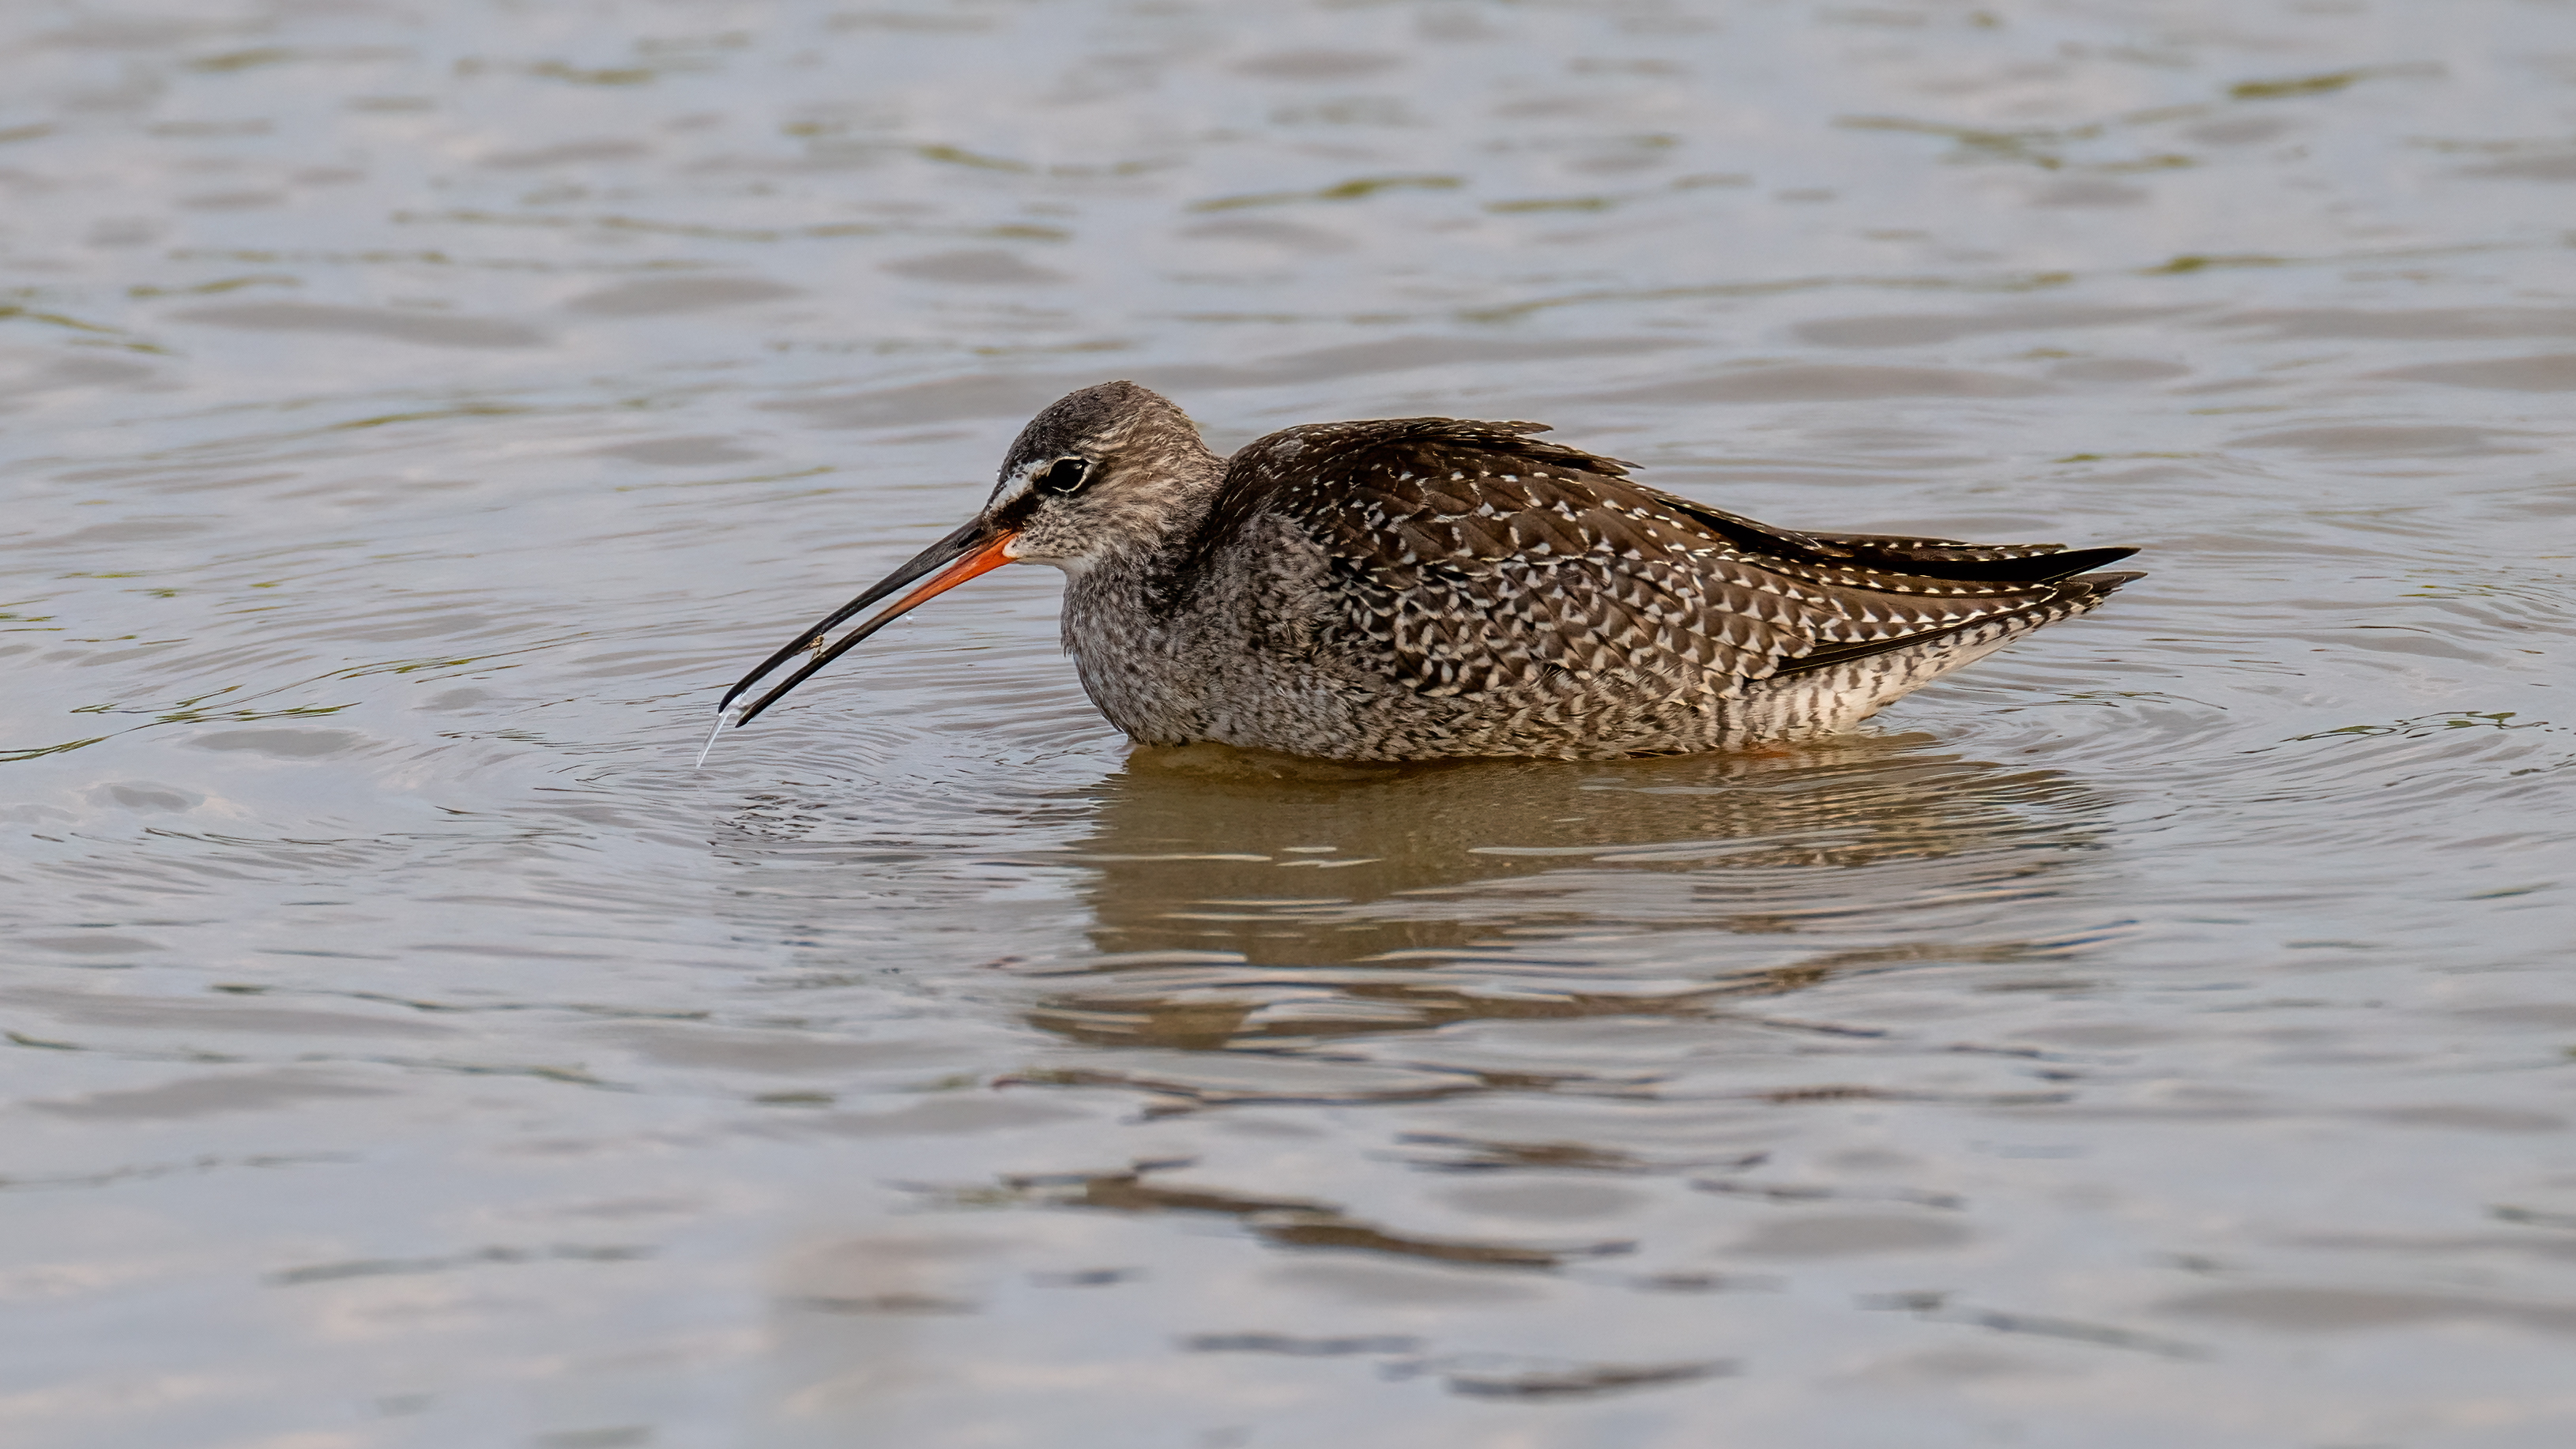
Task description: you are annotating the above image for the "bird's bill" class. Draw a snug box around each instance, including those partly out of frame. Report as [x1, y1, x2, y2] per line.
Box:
[712, 516, 1018, 731]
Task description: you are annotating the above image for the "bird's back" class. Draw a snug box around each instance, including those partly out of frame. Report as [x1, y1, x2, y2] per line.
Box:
[1067, 416, 2140, 761]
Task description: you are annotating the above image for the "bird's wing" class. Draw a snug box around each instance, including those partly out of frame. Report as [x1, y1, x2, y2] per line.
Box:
[1193, 418, 2138, 699]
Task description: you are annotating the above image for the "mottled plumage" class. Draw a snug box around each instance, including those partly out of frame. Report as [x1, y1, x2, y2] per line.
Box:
[711, 382, 2141, 762]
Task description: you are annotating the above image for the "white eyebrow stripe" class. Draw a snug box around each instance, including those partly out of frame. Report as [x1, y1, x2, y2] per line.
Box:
[992, 467, 1038, 507]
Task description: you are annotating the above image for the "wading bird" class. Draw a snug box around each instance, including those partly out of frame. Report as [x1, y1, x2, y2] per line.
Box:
[703, 381, 2139, 763]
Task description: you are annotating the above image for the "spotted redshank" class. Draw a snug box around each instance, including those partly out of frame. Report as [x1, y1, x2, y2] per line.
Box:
[703, 381, 2140, 762]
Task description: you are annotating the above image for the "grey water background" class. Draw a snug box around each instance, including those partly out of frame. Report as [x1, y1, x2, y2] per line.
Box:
[2, 1, 2572, 1444]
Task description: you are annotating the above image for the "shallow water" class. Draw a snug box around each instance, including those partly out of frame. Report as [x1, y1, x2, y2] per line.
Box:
[4, 2, 2573, 1445]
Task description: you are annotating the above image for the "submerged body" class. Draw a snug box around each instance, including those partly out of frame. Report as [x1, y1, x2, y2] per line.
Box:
[712, 383, 2141, 763]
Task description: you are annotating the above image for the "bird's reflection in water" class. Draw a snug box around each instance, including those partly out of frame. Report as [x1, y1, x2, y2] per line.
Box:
[719, 737, 2125, 1436]
[1024, 733, 2124, 1055]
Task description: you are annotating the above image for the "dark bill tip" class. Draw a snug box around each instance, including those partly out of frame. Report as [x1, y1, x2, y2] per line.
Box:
[710, 516, 1018, 736]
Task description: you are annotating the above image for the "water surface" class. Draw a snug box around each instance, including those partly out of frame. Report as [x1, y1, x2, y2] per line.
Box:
[4, 2, 2573, 1446]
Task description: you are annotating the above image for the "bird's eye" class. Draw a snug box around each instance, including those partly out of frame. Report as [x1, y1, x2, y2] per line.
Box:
[1034, 457, 1090, 495]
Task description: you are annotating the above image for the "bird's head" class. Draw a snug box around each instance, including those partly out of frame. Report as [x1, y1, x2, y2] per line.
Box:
[983, 380, 1220, 572]
[702, 381, 1218, 745]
